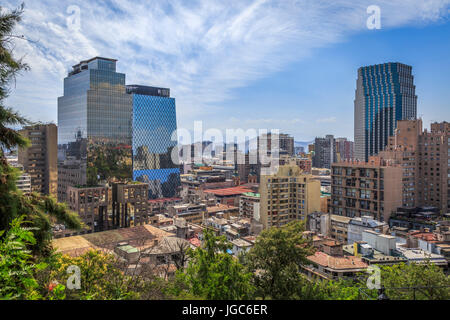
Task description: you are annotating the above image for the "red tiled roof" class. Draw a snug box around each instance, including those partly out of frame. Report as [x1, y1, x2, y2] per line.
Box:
[410, 231, 439, 242]
[307, 252, 368, 270]
[189, 237, 201, 247]
[204, 186, 254, 196]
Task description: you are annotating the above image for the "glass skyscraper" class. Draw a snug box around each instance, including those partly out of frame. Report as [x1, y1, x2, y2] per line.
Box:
[354, 62, 417, 162]
[58, 57, 179, 202]
[127, 85, 180, 199]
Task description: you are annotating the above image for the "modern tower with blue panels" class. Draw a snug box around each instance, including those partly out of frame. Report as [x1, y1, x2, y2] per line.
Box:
[127, 85, 181, 199]
[354, 62, 417, 162]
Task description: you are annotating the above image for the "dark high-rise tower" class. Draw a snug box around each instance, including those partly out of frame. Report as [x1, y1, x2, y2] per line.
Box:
[354, 63, 417, 162]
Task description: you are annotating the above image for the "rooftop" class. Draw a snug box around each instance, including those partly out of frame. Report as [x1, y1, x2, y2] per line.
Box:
[52, 224, 171, 256]
[307, 251, 368, 270]
[231, 238, 253, 248]
[207, 204, 238, 214]
[204, 186, 254, 196]
[242, 192, 260, 198]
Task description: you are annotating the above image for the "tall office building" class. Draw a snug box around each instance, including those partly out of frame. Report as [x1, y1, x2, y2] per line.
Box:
[354, 63, 417, 162]
[58, 57, 180, 203]
[57, 57, 179, 233]
[18, 123, 57, 196]
[127, 84, 181, 199]
[58, 57, 132, 202]
[312, 135, 336, 169]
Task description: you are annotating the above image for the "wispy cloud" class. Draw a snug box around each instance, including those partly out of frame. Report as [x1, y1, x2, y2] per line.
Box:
[3, 0, 450, 131]
[316, 117, 337, 124]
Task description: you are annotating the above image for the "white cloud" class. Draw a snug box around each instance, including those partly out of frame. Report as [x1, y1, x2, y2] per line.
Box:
[316, 117, 337, 123]
[2, 0, 450, 130]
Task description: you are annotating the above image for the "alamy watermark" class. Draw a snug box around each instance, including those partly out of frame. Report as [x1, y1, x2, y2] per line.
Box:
[367, 5, 381, 30]
[66, 265, 81, 290]
[172, 121, 282, 175]
[66, 5, 81, 32]
[366, 265, 381, 290]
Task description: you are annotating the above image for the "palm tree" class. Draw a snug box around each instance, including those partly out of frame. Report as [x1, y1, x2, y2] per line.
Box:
[0, 4, 82, 256]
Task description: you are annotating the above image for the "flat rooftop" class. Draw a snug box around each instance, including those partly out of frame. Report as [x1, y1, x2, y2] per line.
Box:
[204, 186, 254, 196]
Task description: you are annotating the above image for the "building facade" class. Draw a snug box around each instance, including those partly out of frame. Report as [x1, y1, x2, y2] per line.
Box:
[58, 57, 180, 202]
[418, 122, 449, 213]
[259, 163, 321, 229]
[58, 57, 132, 202]
[312, 135, 336, 169]
[330, 156, 403, 222]
[239, 192, 260, 220]
[128, 85, 181, 199]
[18, 124, 57, 196]
[354, 63, 417, 162]
[379, 119, 449, 213]
[335, 137, 354, 162]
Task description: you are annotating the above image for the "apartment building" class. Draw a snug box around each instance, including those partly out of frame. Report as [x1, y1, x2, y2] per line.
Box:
[260, 163, 321, 229]
[330, 156, 403, 222]
[18, 123, 57, 196]
[379, 119, 449, 213]
[239, 192, 260, 220]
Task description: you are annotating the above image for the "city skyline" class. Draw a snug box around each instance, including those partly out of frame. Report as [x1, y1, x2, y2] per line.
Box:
[2, 0, 450, 142]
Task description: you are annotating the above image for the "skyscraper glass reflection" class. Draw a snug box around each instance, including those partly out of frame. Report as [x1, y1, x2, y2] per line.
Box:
[58, 57, 132, 202]
[58, 58, 180, 203]
[128, 85, 180, 199]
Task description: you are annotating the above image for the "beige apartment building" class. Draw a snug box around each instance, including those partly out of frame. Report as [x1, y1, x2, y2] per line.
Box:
[418, 121, 449, 213]
[380, 119, 449, 213]
[260, 163, 321, 229]
[330, 156, 403, 222]
[18, 124, 57, 196]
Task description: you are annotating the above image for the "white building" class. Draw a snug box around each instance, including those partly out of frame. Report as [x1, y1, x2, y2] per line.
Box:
[347, 216, 388, 245]
[231, 238, 253, 256]
[362, 230, 396, 256]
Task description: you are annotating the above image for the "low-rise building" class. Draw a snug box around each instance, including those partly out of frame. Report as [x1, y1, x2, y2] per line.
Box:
[347, 216, 388, 245]
[389, 206, 441, 231]
[231, 238, 253, 256]
[167, 203, 206, 225]
[307, 212, 351, 243]
[303, 251, 368, 280]
[206, 203, 239, 219]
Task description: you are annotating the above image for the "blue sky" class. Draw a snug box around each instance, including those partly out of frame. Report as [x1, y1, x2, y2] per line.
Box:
[3, 0, 450, 142]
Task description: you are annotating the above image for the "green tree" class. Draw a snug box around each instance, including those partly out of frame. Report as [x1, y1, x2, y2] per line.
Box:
[244, 220, 315, 299]
[0, 216, 47, 300]
[378, 262, 450, 300]
[39, 250, 139, 300]
[177, 228, 255, 299]
[0, 4, 82, 256]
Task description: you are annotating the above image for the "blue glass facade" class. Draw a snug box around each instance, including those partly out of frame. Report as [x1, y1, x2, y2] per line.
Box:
[130, 92, 180, 199]
[354, 63, 417, 162]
